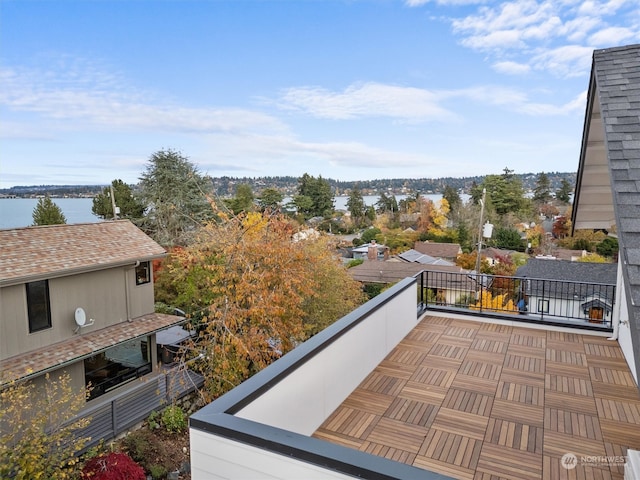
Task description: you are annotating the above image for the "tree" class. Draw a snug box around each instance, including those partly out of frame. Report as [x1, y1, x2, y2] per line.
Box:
[596, 237, 619, 258]
[257, 188, 284, 212]
[137, 149, 214, 247]
[0, 372, 91, 480]
[225, 183, 255, 215]
[492, 227, 523, 250]
[346, 186, 366, 227]
[556, 179, 573, 203]
[376, 192, 398, 214]
[481, 168, 526, 216]
[552, 215, 571, 239]
[92, 179, 144, 220]
[532, 172, 552, 204]
[442, 185, 461, 210]
[296, 173, 334, 218]
[32, 197, 67, 225]
[156, 213, 365, 400]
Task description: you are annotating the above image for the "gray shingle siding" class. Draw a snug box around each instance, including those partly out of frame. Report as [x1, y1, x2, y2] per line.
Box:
[593, 44, 640, 385]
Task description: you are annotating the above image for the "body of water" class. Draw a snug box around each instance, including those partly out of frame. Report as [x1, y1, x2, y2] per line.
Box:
[0, 194, 456, 230]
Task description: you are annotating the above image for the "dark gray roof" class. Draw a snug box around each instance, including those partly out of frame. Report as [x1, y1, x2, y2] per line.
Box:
[397, 249, 455, 266]
[515, 258, 617, 284]
[573, 44, 640, 385]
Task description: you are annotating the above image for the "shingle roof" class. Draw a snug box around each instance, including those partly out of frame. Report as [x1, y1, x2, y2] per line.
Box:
[573, 44, 640, 383]
[515, 258, 617, 284]
[0, 220, 166, 286]
[348, 261, 465, 284]
[397, 249, 455, 266]
[0, 312, 183, 384]
[413, 241, 461, 259]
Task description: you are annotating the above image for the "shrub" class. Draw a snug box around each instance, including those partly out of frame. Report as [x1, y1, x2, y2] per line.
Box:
[148, 464, 168, 479]
[346, 258, 364, 268]
[161, 405, 187, 433]
[81, 452, 145, 480]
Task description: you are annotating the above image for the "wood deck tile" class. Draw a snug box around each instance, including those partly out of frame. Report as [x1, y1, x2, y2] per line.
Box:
[451, 374, 500, 396]
[545, 362, 590, 379]
[375, 360, 418, 380]
[583, 343, 626, 359]
[458, 360, 503, 380]
[496, 380, 544, 406]
[442, 388, 494, 416]
[366, 417, 429, 454]
[543, 430, 607, 459]
[475, 442, 542, 480]
[491, 399, 544, 427]
[420, 316, 452, 327]
[542, 455, 613, 480]
[422, 355, 465, 370]
[410, 365, 457, 387]
[546, 331, 584, 343]
[417, 429, 483, 472]
[545, 374, 594, 397]
[360, 441, 416, 464]
[585, 356, 633, 371]
[473, 472, 512, 480]
[503, 353, 545, 374]
[509, 333, 546, 349]
[443, 325, 479, 339]
[360, 371, 406, 396]
[384, 396, 439, 427]
[470, 337, 509, 355]
[500, 369, 546, 387]
[591, 381, 640, 401]
[430, 407, 491, 440]
[428, 342, 470, 360]
[477, 323, 512, 335]
[464, 349, 507, 365]
[484, 417, 543, 454]
[599, 418, 640, 447]
[594, 397, 640, 423]
[399, 381, 449, 405]
[384, 347, 426, 366]
[543, 408, 603, 440]
[546, 349, 588, 366]
[507, 344, 548, 359]
[413, 455, 476, 480]
[589, 367, 637, 387]
[312, 428, 364, 449]
[604, 442, 631, 478]
[342, 388, 395, 415]
[545, 391, 598, 416]
[546, 340, 587, 353]
[320, 406, 379, 439]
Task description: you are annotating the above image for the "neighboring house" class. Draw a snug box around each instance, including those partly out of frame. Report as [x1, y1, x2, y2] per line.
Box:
[572, 44, 640, 383]
[481, 247, 515, 266]
[351, 241, 390, 261]
[348, 261, 472, 305]
[0, 221, 196, 444]
[413, 241, 461, 262]
[546, 248, 588, 261]
[515, 258, 617, 324]
[396, 249, 454, 266]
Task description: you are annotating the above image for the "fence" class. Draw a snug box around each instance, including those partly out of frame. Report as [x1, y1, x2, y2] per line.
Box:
[416, 269, 616, 330]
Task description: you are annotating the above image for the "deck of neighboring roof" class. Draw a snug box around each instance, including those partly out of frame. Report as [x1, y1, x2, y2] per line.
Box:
[314, 315, 640, 480]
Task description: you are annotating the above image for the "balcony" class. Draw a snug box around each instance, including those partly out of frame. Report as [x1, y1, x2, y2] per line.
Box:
[189, 275, 640, 479]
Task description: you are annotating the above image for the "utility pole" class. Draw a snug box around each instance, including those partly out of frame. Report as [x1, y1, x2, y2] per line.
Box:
[475, 188, 486, 274]
[110, 184, 118, 220]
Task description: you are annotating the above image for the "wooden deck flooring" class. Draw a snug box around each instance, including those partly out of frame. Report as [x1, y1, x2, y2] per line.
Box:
[313, 316, 640, 479]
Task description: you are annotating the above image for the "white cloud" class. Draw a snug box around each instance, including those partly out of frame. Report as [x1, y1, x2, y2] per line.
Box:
[405, 0, 486, 5]
[530, 45, 593, 77]
[492, 61, 532, 74]
[588, 26, 639, 47]
[276, 82, 455, 121]
[0, 65, 287, 137]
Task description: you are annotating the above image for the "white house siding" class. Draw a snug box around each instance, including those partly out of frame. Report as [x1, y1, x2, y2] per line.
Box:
[235, 284, 418, 435]
[617, 262, 638, 383]
[190, 430, 356, 480]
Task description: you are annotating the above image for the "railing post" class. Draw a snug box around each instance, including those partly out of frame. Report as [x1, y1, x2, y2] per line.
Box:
[540, 280, 545, 321]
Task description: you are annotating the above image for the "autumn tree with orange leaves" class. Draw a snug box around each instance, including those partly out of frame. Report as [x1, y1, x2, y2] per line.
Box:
[156, 212, 366, 401]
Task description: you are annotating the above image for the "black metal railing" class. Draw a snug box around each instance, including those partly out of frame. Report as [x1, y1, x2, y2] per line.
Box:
[416, 269, 616, 330]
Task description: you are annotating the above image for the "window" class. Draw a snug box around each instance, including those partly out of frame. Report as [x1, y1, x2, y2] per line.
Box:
[537, 299, 549, 314]
[135, 261, 150, 285]
[27, 280, 51, 333]
[84, 337, 151, 400]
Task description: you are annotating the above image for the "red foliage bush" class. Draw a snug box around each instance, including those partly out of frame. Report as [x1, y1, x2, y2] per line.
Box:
[81, 452, 145, 480]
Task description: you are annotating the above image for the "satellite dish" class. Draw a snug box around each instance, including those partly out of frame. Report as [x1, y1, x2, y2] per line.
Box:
[75, 307, 87, 327]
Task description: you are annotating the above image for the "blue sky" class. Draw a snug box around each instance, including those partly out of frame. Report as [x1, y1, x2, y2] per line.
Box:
[2, 0, 639, 188]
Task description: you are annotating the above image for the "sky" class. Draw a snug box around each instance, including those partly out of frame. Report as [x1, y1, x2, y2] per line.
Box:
[1, 0, 640, 189]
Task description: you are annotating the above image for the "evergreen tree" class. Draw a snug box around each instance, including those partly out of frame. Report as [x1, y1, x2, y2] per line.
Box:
[257, 188, 284, 212]
[92, 179, 144, 220]
[32, 197, 67, 225]
[482, 168, 526, 216]
[346, 185, 366, 226]
[296, 173, 334, 218]
[532, 172, 552, 204]
[225, 183, 255, 214]
[442, 185, 461, 210]
[137, 149, 214, 246]
[556, 178, 573, 203]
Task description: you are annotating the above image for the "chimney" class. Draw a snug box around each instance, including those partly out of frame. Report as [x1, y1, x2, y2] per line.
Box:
[368, 243, 378, 261]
